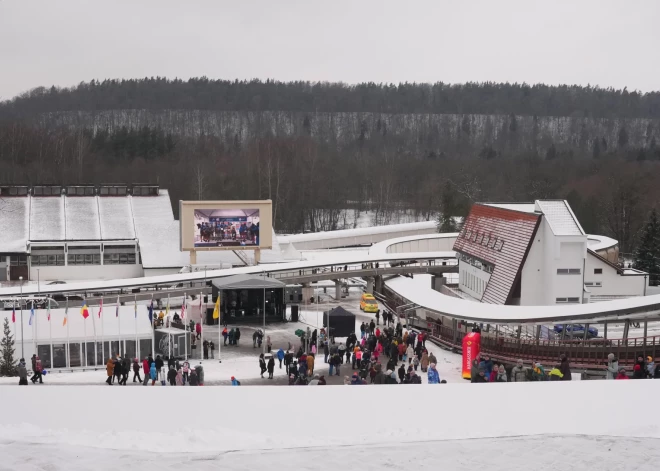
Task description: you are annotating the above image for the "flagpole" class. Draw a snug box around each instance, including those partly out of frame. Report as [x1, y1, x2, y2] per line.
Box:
[199, 290, 203, 360]
[151, 294, 155, 359]
[134, 295, 138, 361]
[83, 301, 88, 367]
[66, 296, 70, 368]
[117, 296, 121, 357]
[91, 300, 98, 367]
[48, 298, 52, 369]
[101, 297, 105, 364]
[33, 301, 37, 359]
[183, 293, 188, 361]
[218, 291, 222, 364]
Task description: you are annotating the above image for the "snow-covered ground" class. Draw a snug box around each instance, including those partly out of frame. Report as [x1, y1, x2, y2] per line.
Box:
[1, 381, 659, 470]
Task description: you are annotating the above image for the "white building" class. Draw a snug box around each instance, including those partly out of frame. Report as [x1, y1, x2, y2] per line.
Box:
[454, 200, 648, 305]
[0, 185, 284, 283]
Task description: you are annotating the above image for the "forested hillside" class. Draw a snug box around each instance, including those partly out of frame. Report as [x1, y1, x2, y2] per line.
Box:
[1, 78, 660, 255]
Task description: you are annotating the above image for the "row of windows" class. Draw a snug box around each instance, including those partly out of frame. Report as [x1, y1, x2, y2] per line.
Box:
[0, 186, 159, 197]
[19, 253, 136, 266]
[458, 253, 494, 274]
[462, 230, 504, 252]
[556, 297, 580, 303]
[557, 268, 581, 275]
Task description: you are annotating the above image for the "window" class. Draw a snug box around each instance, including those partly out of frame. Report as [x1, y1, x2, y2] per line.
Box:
[476, 234, 483, 244]
[67, 245, 101, 265]
[472, 232, 478, 242]
[584, 281, 602, 287]
[103, 245, 137, 265]
[594, 268, 603, 274]
[557, 268, 581, 275]
[482, 235, 489, 246]
[493, 239, 504, 251]
[488, 237, 497, 249]
[465, 230, 472, 240]
[10, 255, 27, 266]
[556, 297, 580, 304]
[31, 246, 65, 266]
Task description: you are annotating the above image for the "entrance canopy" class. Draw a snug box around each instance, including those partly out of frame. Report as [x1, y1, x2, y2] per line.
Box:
[211, 274, 286, 290]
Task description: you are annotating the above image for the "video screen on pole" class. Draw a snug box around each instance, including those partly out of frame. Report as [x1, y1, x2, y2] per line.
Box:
[194, 208, 260, 248]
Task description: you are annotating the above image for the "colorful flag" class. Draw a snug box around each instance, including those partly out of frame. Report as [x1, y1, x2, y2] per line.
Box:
[29, 303, 34, 326]
[148, 298, 154, 324]
[166, 295, 170, 316]
[181, 295, 186, 320]
[81, 303, 90, 319]
[11, 306, 15, 323]
[212, 295, 220, 319]
[116, 296, 120, 318]
[47, 301, 51, 322]
[98, 298, 103, 318]
[63, 306, 68, 326]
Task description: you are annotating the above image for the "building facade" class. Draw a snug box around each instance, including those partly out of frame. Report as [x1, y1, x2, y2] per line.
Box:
[454, 200, 647, 306]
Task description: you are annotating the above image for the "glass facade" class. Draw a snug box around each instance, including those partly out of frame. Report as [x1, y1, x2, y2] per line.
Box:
[37, 345, 52, 369]
[69, 343, 81, 367]
[53, 344, 67, 368]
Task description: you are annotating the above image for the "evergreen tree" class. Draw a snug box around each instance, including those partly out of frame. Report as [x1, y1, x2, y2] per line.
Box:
[0, 318, 18, 376]
[437, 183, 460, 233]
[634, 209, 660, 285]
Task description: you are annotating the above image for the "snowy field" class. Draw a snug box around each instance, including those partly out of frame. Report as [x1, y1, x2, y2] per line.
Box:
[1, 381, 660, 470]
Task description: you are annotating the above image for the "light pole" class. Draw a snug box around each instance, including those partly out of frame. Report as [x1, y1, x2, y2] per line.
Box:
[19, 276, 24, 359]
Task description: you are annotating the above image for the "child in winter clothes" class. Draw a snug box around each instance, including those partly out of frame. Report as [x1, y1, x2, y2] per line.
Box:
[182, 361, 190, 385]
[167, 366, 177, 386]
[175, 369, 183, 386]
[495, 365, 508, 382]
[412, 355, 420, 371]
[616, 367, 629, 380]
[150, 363, 158, 385]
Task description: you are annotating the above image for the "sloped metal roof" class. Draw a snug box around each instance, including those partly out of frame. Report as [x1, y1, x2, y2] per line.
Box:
[536, 200, 584, 236]
[453, 204, 541, 305]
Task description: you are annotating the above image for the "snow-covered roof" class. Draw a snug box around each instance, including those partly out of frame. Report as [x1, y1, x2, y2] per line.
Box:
[535, 200, 585, 236]
[212, 274, 285, 290]
[0, 196, 29, 252]
[0, 190, 283, 267]
[483, 203, 537, 214]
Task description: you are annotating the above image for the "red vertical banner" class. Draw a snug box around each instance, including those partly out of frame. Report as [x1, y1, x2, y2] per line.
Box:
[462, 332, 481, 379]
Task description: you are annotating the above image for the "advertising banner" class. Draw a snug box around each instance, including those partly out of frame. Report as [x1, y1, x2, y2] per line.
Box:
[462, 332, 481, 379]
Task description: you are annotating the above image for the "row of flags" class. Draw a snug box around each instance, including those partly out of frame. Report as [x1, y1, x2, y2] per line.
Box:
[11, 295, 189, 325]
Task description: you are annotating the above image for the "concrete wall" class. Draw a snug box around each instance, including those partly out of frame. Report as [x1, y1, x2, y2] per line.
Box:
[30, 264, 143, 282]
[585, 253, 647, 298]
[520, 225, 546, 305]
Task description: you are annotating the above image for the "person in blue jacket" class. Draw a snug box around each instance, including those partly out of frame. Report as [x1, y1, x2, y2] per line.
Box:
[231, 376, 240, 386]
[277, 348, 285, 369]
[149, 362, 158, 385]
[427, 363, 440, 384]
[479, 355, 493, 382]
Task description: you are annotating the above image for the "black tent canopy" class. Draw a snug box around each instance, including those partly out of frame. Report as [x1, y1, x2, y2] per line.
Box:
[323, 306, 356, 338]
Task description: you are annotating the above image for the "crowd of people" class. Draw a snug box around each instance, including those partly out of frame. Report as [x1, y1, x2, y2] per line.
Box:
[103, 353, 210, 386]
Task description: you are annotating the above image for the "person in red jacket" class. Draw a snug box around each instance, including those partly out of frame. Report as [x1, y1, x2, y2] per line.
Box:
[616, 367, 629, 380]
[142, 357, 150, 385]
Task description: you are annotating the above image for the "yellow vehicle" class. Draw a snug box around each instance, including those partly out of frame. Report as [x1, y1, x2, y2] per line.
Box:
[360, 293, 379, 313]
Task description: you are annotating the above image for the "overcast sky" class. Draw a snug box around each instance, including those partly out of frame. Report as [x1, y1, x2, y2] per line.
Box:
[1, 0, 658, 100]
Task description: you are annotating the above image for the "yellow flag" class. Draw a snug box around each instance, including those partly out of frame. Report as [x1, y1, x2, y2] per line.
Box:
[212, 295, 220, 319]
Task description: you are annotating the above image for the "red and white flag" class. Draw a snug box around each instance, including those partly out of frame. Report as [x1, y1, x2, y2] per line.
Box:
[98, 298, 103, 318]
[181, 295, 186, 320]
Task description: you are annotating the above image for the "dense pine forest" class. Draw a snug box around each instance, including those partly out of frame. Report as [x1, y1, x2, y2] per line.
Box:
[1, 78, 660, 255]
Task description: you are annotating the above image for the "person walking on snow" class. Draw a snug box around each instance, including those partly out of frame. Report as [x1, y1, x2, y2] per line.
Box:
[267, 336, 272, 353]
[142, 357, 150, 385]
[182, 361, 190, 385]
[132, 358, 142, 383]
[375, 310, 380, 325]
[175, 368, 183, 386]
[18, 358, 28, 385]
[168, 366, 177, 386]
[222, 327, 228, 346]
[277, 348, 285, 369]
[420, 351, 429, 372]
[306, 353, 315, 375]
[106, 358, 115, 385]
[259, 353, 267, 378]
[267, 355, 275, 379]
[427, 363, 440, 384]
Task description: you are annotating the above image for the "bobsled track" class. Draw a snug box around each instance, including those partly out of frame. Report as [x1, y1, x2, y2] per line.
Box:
[2, 227, 660, 371]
